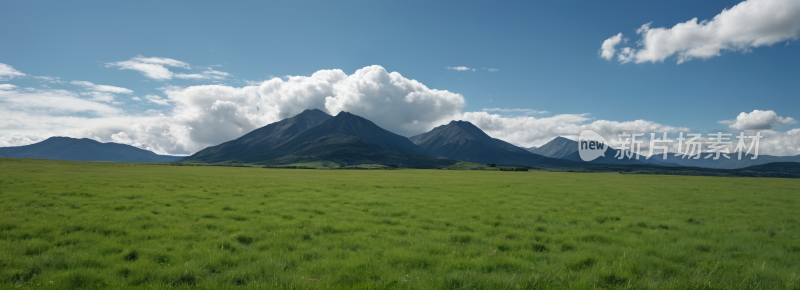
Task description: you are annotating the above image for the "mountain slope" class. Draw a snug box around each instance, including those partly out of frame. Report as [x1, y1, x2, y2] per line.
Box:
[492, 138, 531, 154]
[409, 121, 576, 166]
[531, 137, 583, 161]
[183, 109, 333, 163]
[0, 137, 182, 162]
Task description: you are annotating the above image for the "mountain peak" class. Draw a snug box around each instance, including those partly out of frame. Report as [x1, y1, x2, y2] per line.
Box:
[335, 111, 356, 117]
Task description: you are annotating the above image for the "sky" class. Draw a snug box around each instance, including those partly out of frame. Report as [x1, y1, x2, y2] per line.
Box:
[1, 0, 799, 156]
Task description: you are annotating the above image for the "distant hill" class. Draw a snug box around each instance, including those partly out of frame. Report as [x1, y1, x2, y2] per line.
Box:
[532, 136, 800, 169]
[185, 111, 454, 168]
[531, 136, 658, 165]
[645, 152, 800, 169]
[524, 146, 537, 152]
[409, 121, 577, 167]
[0, 137, 182, 162]
[736, 162, 800, 176]
[184, 109, 333, 164]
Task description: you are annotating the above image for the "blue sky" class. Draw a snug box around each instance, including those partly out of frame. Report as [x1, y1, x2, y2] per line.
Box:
[1, 0, 799, 155]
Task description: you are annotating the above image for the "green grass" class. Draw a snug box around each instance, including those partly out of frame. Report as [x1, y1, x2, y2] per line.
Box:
[1, 157, 799, 289]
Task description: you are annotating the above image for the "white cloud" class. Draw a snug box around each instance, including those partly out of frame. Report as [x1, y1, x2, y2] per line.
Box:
[83, 91, 116, 103]
[720, 109, 796, 130]
[0, 63, 26, 80]
[106, 55, 189, 80]
[106, 56, 231, 81]
[446, 66, 471, 71]
[603, 0, 800, 64]
[260, 65, 465, 136]
[33, 76, 65, 84]
[70, 80, 133, 94]
[175, 68, 231, 80]
[107, 55, 233, 81]
[0, 88, 122, 116]
[145, 95, 170, 106]
[0, 133, 48, 147]
[482, 108, 548, 115]
[485, 68, 498, 72]
[0, 84, 17, 90]
[599, 33, 623, 60]
[325, 65, 466, 135]
[461, 111, 689, 148]
[758, 128, 800, 156]
[132, 97, 142, 101]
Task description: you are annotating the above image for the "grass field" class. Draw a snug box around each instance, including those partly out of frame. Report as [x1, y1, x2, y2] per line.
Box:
[1, 158, 799, 289]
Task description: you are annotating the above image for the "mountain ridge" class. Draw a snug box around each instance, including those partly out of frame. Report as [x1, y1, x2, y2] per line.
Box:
[0, 137, 182, 162]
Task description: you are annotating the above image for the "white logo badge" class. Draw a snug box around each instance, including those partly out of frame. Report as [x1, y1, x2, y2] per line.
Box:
[578, 130, 609, 161]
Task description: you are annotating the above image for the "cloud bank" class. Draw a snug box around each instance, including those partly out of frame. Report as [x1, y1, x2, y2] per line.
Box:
[601, 0, 800, 64]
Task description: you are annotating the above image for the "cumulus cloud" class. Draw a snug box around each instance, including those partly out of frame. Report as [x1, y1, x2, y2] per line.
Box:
[0, 84, 18, 90]
[599, 33, 623, 60]
[719, 109, 796, 130]
[602, 0, 800, 64]
[0, 63, 26, 80]
[482, 108, 548, 115]
[461, 111, 689, 148]
[758, 128, 800, 156]
[260, 65, 466, 136]
[106, 55, 229, 81]
[70, 80, 133, 94]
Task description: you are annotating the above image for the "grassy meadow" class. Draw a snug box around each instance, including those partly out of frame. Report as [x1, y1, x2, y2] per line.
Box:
[1, 157, 799, 289]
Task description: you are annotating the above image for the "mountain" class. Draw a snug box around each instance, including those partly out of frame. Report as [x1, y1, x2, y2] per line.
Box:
[531, 137, 583, 161]
[531, 136, 688, 166]
[409, 121, 576, 166]
[532, 136, 800, 169]
[525, 146, 537, 152]
[0, 137, 182, 162]
[185, 110, 454, 168]
[530, 136, 654, 165]
[646, 152, 800, 169]
[183, 109, 333, 163]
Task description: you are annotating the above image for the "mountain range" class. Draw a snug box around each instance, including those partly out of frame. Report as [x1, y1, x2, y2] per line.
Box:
[183, 109, 454, 168]
[531, 136, 800, 169]
[531, 136, 681, 166]
[2, 109, 799, 171]
[409, 121, 577, 167]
